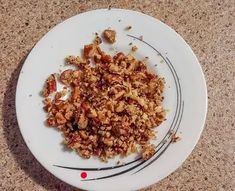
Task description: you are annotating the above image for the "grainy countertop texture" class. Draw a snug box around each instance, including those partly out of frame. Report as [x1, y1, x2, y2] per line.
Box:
[0, 0, 234, 190]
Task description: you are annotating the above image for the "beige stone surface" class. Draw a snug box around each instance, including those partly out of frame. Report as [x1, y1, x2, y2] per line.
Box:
[0, 0, 234, 190]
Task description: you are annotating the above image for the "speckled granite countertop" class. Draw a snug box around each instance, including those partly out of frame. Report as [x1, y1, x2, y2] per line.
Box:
[0, 0, 234, 190]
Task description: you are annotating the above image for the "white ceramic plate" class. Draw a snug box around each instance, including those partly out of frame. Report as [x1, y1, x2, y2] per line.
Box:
[16, 9, 207, 191]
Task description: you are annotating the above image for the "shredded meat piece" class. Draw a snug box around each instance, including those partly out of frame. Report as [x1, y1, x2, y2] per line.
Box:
[42, 74, 57, 97]
[142, 144, 155, 160]
[42, 31, 166, 161]
[103, 29, 116, 43]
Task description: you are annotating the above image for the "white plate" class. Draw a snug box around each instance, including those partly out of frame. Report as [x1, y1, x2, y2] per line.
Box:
[16, 9, 207, 191]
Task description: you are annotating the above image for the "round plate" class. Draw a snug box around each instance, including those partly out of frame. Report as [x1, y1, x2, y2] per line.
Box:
[16, 9, 207, 191]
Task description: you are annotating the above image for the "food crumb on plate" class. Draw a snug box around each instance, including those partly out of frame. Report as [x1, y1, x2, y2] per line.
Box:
[117, 160, 121, 165]
[125, 25, 132, 30]
[131, 45, 138, 52]
[171, 132, 181, 143]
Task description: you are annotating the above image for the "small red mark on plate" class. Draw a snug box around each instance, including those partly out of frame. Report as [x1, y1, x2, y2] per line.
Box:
[81, 172, 87, 179]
